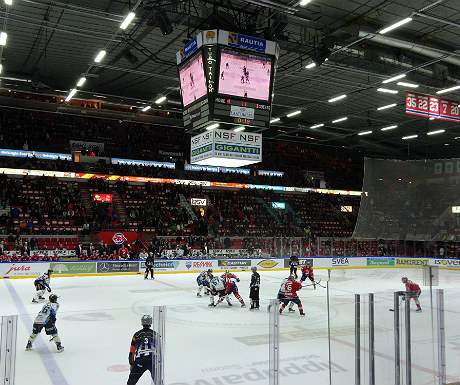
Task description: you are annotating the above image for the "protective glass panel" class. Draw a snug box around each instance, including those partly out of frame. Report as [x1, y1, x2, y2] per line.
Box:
[354, 157, 460, 241]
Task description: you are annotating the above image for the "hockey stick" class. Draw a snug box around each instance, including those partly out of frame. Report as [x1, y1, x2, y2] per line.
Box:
[302, 279, 325, 288]
[389, 296, 405, 311]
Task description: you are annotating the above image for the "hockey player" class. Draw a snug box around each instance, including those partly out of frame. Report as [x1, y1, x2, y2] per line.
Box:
[196, 269, 213, 297]
[249, 266, 260, 310]
[26, 294, 64, 352]
[401, 277, 422, 312]
[289, 255, 300, 278]
[127, 315, 159, 385]
[208, 276, 226, 307]
[279, 275, 305, 316]
[300, 262, 315, 289]
[32, 269, 53, 303]
[144, 253, 154, 280]
[219, 270, 246, 307]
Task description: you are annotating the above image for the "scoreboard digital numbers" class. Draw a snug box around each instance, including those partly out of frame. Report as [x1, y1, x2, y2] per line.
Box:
[177, 30, 279, 132]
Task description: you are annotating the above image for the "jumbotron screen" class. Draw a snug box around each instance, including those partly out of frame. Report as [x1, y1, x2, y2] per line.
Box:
[178, 51, 207, 108]
[218, 47, 272, 102]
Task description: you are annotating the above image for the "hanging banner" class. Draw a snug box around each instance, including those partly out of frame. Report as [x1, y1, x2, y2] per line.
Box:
[406, 91, 460, 122]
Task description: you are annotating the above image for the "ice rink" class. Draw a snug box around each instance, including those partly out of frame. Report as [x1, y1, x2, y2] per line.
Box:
[2, 267, 460, 385]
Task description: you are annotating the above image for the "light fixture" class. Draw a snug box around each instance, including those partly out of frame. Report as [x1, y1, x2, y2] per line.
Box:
[287, 110, 301, 117]
[310, 123, 324, 129]
[0, 64, 2, 73]
[234, 126, 245, 132]
[436, 85, 460, 95]
[382, 74, 406, 84]
[381, 125, 398, 131]
[305, 62, 316, 69]
[402, 134, 418, 140]
[0, 32, 7, 46]
[358, 130, 372, 136]
[270, 117, 280, 123]
[76, 77, 86, 87]
[155, 96, 167, 104]
[397, 81, 418, 88]
[206, 123, 220, 130]
[4, 0, 12, 5]
[299, 0, 311, 5]
[93, 95, 106, 98]
[94, 50, 106, 63]
[377, 103, 397, 111]
[64, 89, 77, 102]
[429, 117, 436, 120]
[427, 129, 445, 135]
[120, 12, 135, 30]
[328, 94, 347, 103]
[141, 106, 151, 112]
[377, 88, 398, 94]
[332, 117, 347, 123]
[379, 17, 412, 34]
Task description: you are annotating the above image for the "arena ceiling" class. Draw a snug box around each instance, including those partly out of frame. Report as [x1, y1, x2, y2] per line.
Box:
[0, 0, 459, 158]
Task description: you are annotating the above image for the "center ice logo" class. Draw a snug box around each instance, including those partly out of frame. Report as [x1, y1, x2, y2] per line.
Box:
[112, 233, 127, 245]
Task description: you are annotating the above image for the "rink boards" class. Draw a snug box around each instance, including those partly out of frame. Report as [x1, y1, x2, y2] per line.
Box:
[1, 256, 459, 278]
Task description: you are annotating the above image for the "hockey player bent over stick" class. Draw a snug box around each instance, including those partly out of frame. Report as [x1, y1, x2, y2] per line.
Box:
[279, 275, 305, 316]
[32, 269, 53, 303]
[26, 294, 64, 352]
[196, 269, 213, 297]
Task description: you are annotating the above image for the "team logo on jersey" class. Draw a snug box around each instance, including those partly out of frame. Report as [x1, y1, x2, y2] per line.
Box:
[112, 233, 127, 245]
[257, 260, 278, 268]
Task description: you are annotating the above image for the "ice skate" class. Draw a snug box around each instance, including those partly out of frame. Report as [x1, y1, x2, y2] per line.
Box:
[241, 303, 246, 308]
[57, 343, 64, 353]
[197, 293, 201, 297]
[288, 308, 295, 312]
[300, 313, 306, 317]
[416, 308, 422, 312]
[26, 341, 32, 350]
[32, 298, 38, 303]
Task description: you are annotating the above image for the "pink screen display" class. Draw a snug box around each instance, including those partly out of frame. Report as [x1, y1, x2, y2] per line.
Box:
[218, 48, 272, 101]
[179, 52, 207, 107]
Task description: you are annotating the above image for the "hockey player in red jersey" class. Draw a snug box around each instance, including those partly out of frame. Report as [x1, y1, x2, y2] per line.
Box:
[119, 245, 129, 260]
[300, 262, 315, 289]
[218, 270, 246, 307]
[401, 277, 422, 312]
[279, 275, 305, 316]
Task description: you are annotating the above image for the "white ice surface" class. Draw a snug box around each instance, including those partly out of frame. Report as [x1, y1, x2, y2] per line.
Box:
[2, 267, 460, 385]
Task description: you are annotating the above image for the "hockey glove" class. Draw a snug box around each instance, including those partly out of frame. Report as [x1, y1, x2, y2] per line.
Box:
[236, 278, 240, 282]
[47, 287, 52, 292]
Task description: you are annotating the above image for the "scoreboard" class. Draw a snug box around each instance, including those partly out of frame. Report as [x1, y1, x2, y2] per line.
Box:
[177, 30, 279, 132]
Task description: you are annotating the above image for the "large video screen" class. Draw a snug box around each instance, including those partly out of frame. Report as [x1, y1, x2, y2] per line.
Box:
[218, 47, 272, 102]
[178, 51, 207, 108]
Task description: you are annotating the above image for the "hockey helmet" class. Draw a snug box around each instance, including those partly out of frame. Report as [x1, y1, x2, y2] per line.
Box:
[225, 269, 229, 274]
[288, 274, 295, 281]
[48, 269, 54, 274]
[141, 314, 152, 326]
[251, 266, 257, 272]
[49, 294, 58, 303]
[401, 277, 408, 283]
[207, 269, 213, 274]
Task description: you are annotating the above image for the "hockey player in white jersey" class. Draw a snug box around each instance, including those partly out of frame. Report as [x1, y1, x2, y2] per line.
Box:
[26, 293, 64, 352]
[196, 269, 213, 297]
[32, 269, 53, 303]
[267, 276, 295, 312]
[208, 276, 228, 307]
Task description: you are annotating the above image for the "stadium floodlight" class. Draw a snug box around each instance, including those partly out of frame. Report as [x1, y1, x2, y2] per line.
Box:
[382, 74, 406, 84]
[310, 123, 324, 129]
[120, 12, 135, 30]
[234, 126, 245, 132]
[0, 64, 2, 73]
[0, 32, 7, 46]
[299, 0, 311, 5]
[206, 123, 219, 130]
[402, 134, 418, 140]
[379, 17, 412, 34]
[305, 62, 316, 69]
[287, 110, 301, 117]
[358, 130, 372, 136]
[377, 88, 398, 94]
[328, 94, 347, 103]
[381, 125, 398, 131]
[141, 106, 151, 112]
[436, 85, 460, 95]
[427, 129, 445, 135]
[155, 96, 166, 104]
[76, 77, 86, 87]
[377, 103, 397, 111]
[64, 89, 77, 102]
[94, 50, 106, 63]
[270, 117, 280, 123]
[4, 0, 12, 5]
[397, 81, 418, 88]
[332, 117, 347, 123]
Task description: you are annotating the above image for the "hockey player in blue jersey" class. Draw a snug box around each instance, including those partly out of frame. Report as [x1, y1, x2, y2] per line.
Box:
[26, 293, 64, 352]
[196, 269, 213, 297]
[127, 315, 160, 385]
[32, 269, 53, 303]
